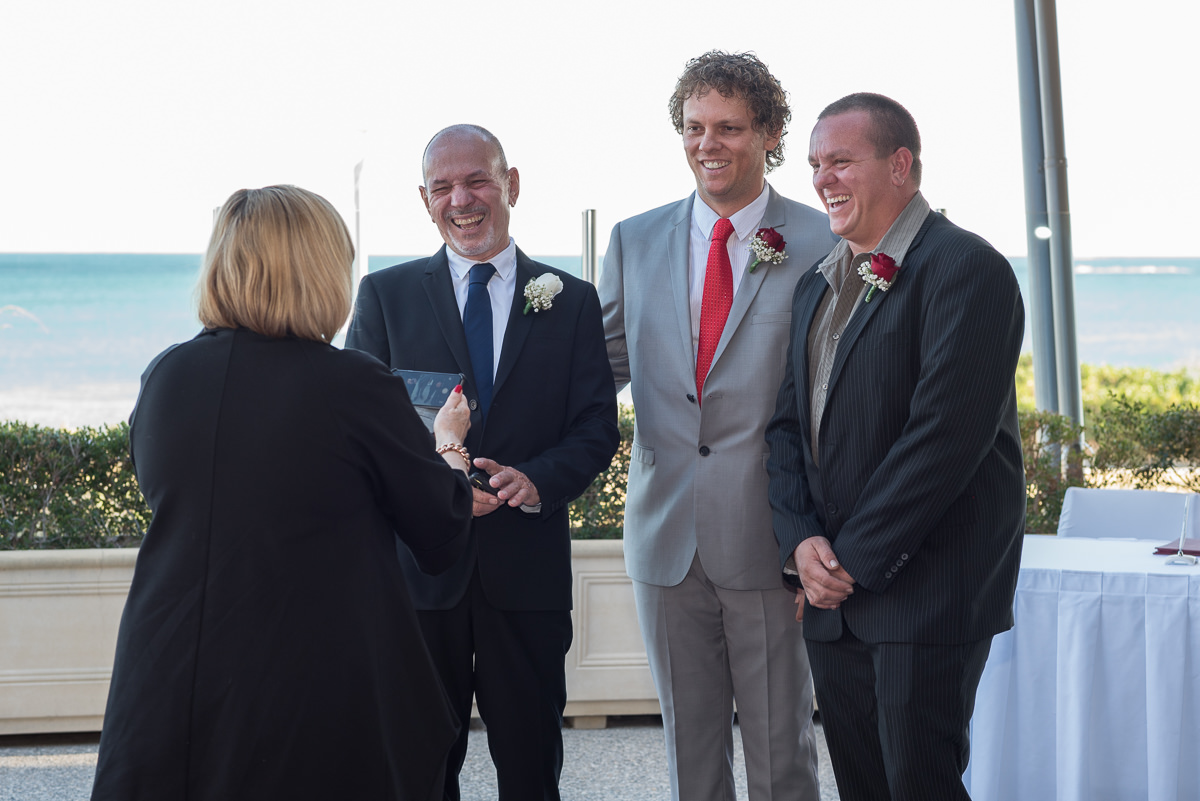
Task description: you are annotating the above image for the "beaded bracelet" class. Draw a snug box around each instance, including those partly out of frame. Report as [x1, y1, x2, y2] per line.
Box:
[435, 442, 471, 464]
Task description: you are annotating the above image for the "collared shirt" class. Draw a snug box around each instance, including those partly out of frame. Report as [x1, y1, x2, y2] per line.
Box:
[806, 192, 932, 463]
[445, 238, 541, 514]
[446, 238, 518, 377]
[688, 182, 771, 354]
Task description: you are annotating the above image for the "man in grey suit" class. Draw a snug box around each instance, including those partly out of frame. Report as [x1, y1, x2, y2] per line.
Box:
[766, 93, 1025, 800]
[599, 51, 837, 801]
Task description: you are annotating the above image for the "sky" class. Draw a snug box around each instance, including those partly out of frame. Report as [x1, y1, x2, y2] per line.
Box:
[1, 0, 1196, 260]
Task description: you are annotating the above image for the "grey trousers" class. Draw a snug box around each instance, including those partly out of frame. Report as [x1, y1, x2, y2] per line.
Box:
[634, 553, 820, 801]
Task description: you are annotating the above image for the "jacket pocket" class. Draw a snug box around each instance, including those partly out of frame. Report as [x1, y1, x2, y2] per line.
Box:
[853, 325, 908, 354]
[632, 442, 655, 465]
[751, 312, 791, 325]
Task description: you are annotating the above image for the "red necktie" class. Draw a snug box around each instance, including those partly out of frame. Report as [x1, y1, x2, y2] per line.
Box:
[696, 218, 734, 402]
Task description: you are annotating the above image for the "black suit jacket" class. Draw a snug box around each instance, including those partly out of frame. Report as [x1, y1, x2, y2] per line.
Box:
[347, 246, 620, 611]
[766, 211, 1026, 644]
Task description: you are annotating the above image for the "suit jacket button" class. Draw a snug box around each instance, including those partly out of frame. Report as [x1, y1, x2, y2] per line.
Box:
[468, 399, 478, 410]
[699, 446, 711, 456]
[825, 503, 838, 516]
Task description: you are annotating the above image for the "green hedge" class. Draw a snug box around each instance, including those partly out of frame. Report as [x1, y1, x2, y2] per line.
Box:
[5, 397, 1198, 548]
[0, 408, 635, 550]
[568, 404, 634, 539]
[0, 421, 149, 549]
[1019, 409, 1086, 534]
[1019, 398, 1200, 532]
[1089, 396, 1200, 494]
[1015, 353, 1200, 416]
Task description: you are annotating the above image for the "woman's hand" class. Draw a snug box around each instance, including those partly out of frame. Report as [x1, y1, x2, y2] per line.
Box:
[433, 384, 470, 452]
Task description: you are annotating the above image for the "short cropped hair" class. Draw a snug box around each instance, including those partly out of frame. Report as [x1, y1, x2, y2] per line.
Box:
[198, 185, 354, 343]
[668, 50, 790, 173]
[819, 92, 923, 187]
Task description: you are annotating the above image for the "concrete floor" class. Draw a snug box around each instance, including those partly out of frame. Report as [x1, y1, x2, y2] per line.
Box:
[0, 715, 840, 800]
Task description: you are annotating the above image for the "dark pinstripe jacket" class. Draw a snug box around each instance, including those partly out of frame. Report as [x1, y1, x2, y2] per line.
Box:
[766, 211, 1026, 644]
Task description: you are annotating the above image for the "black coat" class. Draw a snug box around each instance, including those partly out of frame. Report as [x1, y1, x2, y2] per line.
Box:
[91, 327, 473, 801]
[346, 247, 620, 611]
[767, 211, 1027, 644]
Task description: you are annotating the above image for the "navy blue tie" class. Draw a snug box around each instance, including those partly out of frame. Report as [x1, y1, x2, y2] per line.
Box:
[464, 262, 497, 418]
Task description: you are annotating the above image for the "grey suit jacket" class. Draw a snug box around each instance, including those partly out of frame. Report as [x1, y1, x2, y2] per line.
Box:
[599, 186, 838, 590]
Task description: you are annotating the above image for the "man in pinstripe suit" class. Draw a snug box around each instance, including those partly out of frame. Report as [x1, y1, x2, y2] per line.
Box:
[766, 93, 1026, 800]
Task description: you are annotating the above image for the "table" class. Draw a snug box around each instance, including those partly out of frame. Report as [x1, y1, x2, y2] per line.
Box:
[965, 535, 1200, 801]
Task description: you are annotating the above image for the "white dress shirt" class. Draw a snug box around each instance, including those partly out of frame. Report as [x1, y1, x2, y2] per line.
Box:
[445, 238, 540, 513]
[446, 238, 518, 378]
[688, 182, 772, 354]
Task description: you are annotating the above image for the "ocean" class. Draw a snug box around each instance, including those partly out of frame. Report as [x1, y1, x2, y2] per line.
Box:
[2, 253, 1199, 428]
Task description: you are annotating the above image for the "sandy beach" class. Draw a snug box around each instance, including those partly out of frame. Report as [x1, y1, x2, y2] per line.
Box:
[0, 383, 139, 429]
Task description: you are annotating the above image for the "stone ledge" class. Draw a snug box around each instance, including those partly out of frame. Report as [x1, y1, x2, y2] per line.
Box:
[0, 541, 659, 735]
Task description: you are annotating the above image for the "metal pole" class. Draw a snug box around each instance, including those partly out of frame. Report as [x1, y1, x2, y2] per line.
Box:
[1015, 0, 1059, 414]
[353, 160, 365, 292]
[581, 209, 597, 284]
[1034, 0, 1083, 428]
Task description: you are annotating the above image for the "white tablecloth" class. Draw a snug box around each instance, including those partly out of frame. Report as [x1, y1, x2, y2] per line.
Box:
[966, 535, 1200, 801]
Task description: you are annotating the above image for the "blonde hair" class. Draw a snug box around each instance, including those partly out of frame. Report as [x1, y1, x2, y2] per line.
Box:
[197, 185, 354, 342]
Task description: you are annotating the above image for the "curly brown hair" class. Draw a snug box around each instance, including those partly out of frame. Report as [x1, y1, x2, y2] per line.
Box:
[668, 51, 790, 173]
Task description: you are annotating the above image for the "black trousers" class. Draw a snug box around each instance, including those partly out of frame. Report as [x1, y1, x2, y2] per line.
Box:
[417, 566, 573, 801]
[807, 628, 992, 801]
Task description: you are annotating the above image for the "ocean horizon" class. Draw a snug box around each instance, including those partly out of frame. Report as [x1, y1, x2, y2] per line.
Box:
[3, 253, 1199, 428]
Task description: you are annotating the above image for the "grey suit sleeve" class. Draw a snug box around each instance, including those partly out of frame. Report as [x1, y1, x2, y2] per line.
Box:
[344, 275, 389, 363]
[598, 222, 631, 393]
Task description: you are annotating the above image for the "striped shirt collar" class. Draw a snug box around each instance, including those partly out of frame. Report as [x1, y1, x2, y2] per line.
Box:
[817, 191, 932, 284]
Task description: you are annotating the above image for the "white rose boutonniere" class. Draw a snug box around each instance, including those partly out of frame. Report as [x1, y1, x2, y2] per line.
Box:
[523, 273, 564, 315]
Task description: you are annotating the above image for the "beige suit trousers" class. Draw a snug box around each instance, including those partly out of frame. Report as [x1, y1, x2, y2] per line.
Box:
[634, 553, 820, 801]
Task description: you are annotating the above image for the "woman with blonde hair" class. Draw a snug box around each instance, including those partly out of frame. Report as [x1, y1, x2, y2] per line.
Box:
[91, 186, 473, 801]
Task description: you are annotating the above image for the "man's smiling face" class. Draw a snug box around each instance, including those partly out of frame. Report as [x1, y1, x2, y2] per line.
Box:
[420, 131, 519, 262]
[809, 109, 910, 255]
[682, 89, 779, 218]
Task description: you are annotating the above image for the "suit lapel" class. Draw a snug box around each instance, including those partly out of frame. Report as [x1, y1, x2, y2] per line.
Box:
[824, 277, 886, 395]
[825, 211, 937, 394]
[792, 272, 828, 432]
[492, 249, 537, 399]
[666, 199, 696, 372]
[709, 185, 786, 367]
[421, 247, 475, 384]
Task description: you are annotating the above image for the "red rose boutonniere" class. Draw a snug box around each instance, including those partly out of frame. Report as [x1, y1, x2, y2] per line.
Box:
[858, 252, 899, 303]
[748, 227, 787, 273]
